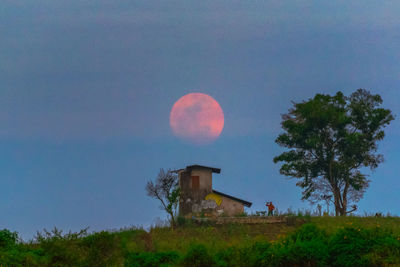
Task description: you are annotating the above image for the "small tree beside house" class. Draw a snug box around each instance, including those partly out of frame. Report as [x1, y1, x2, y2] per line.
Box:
[146, 169, 180, 227]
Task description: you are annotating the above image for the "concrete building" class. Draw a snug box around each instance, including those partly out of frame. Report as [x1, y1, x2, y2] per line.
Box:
[176, 165, 252, 217]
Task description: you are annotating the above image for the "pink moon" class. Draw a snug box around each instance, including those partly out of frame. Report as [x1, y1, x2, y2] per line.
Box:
[170, 93, 224, 145]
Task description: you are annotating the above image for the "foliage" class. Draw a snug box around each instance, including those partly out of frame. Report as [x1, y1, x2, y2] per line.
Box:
[1, 217, 400, 266]
[176, 216, 194, 227]
[82, 230, 120, 266]
[146, 168, 180, 227]
[181, 243, 214, 267]
[328, 226, 400, 266]
[0, 229, 18, 250]
[274, 224, 329, 266]
[214, 246, 251, 267]
[274, 89, 394, 216]
[125, 251, 179, 267]
[33, 227, 89, 266]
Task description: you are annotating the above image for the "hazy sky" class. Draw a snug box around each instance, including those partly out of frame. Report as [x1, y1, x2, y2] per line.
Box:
[1, 1, 399, 239]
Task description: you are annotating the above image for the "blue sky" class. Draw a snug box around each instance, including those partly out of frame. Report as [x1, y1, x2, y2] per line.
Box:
[1, 1, 399, 239]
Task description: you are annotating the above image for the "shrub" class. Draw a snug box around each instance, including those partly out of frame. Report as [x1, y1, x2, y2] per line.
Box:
[248, 242, 273, 267]
[1, 218, 400, 266]
[286, 223, 328, 243]
[82, 231, 120, 266]
[181, 243, 214, 267]
[272, 224, 329, 266]
[177, 216, 188, 227]
[329, 226, 400, 266]
[125, 251, 179, 267]
[329, 227, 374, 266]
[34, 227, 88, 266]
[215, 246, 253, 267]
[0, 229, 19, 250]
[363, 234, 400, 265]
[0, 230, 29, 266]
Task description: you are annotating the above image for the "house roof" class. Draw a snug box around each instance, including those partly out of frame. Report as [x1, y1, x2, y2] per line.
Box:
[186, 165, 221, 174]
[212, 189, 252, 207]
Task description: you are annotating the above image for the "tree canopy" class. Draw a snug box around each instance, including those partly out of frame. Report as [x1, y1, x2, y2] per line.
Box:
[273, 89, 394, 216]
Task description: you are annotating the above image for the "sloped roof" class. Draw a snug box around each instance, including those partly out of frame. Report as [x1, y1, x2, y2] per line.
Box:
[186, 165, 221, 174]
[212, 189, 252, 207]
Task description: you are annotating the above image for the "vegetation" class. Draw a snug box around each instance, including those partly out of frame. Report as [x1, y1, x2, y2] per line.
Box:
[1, 215, 400, 266]
[274, 89, 394, 216]
[146, 168, 181, 227]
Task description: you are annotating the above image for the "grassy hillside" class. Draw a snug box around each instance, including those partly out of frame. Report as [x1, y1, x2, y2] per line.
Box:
[1, 216, 400, 266]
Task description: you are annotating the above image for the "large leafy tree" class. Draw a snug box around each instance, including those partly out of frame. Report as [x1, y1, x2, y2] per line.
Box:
[146, 169, 180, 227]
[273, 89, 394, 216]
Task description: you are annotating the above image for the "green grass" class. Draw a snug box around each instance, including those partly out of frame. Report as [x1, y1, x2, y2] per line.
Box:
[1, 216, 400, 266]
[149, 222, 297, 253]
[310, 216, 400, 235]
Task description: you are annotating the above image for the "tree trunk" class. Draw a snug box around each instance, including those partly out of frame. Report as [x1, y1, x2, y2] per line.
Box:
[339, 207, 346, 216]
[341, 181, 349, 216]
[340, 200, 347, 216]
[332, 187, 345, 216]
[169, 212, 175, 229]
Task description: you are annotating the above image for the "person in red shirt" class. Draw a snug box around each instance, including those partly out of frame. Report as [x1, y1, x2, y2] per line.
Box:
[266, 202, 275, 216]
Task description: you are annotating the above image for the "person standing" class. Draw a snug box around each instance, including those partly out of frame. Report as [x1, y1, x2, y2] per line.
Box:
[266, 202, 275, 216]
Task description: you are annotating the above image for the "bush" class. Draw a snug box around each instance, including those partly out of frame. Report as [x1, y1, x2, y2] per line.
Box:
[125, 251, 179, 267]
[215, 246, 253, 267]
[329, 227, 372, 266]
[0, 229, 19, 250]
[1, 219, 400, 266]
[82, 231, 119, 266]
[248, 242, 273, 267]
[286, 223, 328, 243]
[0, 230, 28, 266]
[34, 227, 88, 266]
[329, 226, 400, 266]
[181, 243, 214, 267]
[177, 216, 188, 227]
[269, 224, 329, 266]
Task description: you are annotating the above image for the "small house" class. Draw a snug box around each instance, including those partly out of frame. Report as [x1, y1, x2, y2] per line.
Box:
[176, 165, 252, 217]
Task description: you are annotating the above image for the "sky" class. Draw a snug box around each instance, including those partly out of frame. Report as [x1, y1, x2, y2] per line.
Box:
[1, 0, 400, 239]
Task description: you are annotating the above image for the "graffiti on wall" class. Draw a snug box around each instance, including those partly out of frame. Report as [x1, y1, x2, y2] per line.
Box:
[205, 193, 222, 206]
[191, 193, 223, 213]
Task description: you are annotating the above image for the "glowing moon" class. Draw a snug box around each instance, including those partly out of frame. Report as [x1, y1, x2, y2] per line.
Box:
[170, 93, 224, 145]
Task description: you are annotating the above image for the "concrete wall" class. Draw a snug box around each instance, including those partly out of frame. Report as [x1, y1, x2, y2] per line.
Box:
[218, 195, 244, 216]
[192, 216, 287, 224]
[190, 169, 212, 192]
[179, 168, 213, 216]
[179, 170, 192, 216]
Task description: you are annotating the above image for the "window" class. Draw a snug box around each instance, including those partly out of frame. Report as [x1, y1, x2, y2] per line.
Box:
[191, 176, 199, 189]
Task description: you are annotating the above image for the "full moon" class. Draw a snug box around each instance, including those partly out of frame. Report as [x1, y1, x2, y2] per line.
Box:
[170, 93, 224, 145]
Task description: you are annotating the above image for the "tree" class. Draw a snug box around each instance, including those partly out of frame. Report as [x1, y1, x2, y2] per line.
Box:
[273, 89, 394, 216]
[146, 169, 180, 227]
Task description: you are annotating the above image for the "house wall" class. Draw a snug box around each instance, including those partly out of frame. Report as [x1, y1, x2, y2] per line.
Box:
[218, 196, 244, 216]
[179, 170, 192, 216]
[179, 168, 213, 216]
[190, 169, 212, 192]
